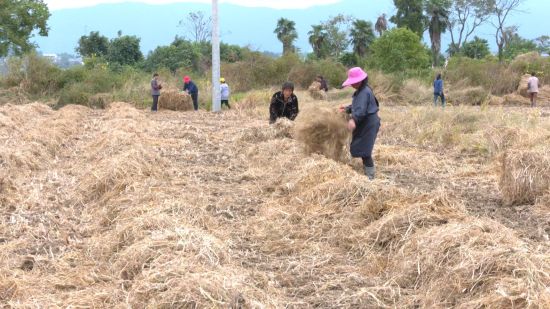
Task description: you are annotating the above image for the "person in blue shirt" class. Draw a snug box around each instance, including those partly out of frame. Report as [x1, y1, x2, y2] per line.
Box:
[339, 67, 381, 180]
[433, 73, 445, 107]
[183, 75, 199, 111]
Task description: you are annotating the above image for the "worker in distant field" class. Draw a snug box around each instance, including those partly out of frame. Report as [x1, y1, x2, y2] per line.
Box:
[183, 75, 199, 111]
[433, 73, 445, 107]
[316, 75, 329, 92]
[220, 77, 231, 109]
[339, 67, 380, 180]
[150, 73, 162, 111]
[527, 72, 540, 107]
[269, 81, 299, 124]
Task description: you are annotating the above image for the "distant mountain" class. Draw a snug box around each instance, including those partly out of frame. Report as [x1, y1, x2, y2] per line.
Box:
[34, 0, 548, 56]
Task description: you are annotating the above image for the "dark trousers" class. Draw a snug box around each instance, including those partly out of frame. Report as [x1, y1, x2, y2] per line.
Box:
[362, 156, 374, 168]
[221, 99, 230, 109]
[152, 95, 159, 111]
[434, 92, 445, 107]
[191, 93, 198, 111]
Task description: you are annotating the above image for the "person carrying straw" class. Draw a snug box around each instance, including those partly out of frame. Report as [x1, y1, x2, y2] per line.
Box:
[339, 67, 381, 180]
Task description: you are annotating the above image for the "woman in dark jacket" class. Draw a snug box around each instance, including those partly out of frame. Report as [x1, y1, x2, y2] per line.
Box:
[269, 82, 299, 124]
[339, 67, 381, 180]
[183, 75, 199, 111]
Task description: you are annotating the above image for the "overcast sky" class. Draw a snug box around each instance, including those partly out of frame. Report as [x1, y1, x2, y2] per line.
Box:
[44, 0, 342, 10]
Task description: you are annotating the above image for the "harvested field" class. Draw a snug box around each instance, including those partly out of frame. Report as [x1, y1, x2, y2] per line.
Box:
[1, 93, 549, 307]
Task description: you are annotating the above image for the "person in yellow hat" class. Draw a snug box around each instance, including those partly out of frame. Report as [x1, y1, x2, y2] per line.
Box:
[220, 77, 231, 109]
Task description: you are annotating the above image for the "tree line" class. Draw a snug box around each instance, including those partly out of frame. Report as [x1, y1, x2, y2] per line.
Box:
[1, 0, 548, 76]
[274, 0, 549, 66]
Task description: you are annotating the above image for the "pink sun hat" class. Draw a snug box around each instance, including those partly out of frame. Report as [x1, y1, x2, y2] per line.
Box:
[342, 67, 368, 87]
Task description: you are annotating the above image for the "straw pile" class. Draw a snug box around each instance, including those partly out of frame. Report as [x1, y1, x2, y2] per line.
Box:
[400, 79, 432, 105]
[308, 81, 327, 100]
[515, 74, 550, 105]
[158, 90, 193, 111]
[294, 107, 350, 161]
[88, 93, 112, 109]
[503, 93, 531, 105]
[239, 118, 295, 142]
[499, 149, 550, 205]
[389, 219, 550, 307]
[447, 86, 489, 105]
[486, 95, 505, 106]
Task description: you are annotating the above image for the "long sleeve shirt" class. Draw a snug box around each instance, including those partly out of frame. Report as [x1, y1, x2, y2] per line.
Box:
[434, 79, 444, 94]
[183, 81, 198, 95]
[269, 91, 299, 124]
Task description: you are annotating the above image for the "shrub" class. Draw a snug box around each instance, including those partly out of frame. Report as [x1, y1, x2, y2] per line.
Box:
[57, 83, 91, 107]
[510, 52, 550, 85]
[2, 53, 63, 96]
[447, 87, 490, 106]
[445, 57, 519, 95]
[56, 66, 125, 107]
[368, 28, 431, 73]
[288, 59, 347, 90]
[88, 93, 113, 109]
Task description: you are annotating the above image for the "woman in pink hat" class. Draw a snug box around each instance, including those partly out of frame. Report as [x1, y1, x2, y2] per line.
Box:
[339, 67, 381, 180]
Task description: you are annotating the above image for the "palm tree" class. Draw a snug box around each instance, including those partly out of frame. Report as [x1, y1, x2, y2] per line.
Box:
[274, 18, 298, 55]
[425, 0, 451, 66]
[375, 14, 388, 37]
[350, 19, 375, 57]
[308, 25, 327, 59]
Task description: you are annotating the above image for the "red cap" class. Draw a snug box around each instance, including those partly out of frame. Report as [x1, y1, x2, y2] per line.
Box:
[183, 76, 191, 83]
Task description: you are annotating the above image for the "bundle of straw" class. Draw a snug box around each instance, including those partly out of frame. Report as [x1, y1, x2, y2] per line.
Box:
[159, 90, 193, 111]
[295, 108, 349, 161]
[308, 81, 327, 100]
[499, 149, 550, 205]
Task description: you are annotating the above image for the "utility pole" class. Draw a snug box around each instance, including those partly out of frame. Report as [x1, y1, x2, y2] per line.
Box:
[211, 0, 221, 112]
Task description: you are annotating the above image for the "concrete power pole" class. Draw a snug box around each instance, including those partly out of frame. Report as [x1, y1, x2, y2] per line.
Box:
[211, 0, 221, 112]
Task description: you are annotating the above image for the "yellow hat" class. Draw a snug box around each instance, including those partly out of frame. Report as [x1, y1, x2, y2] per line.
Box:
[220, 77, 225, 83]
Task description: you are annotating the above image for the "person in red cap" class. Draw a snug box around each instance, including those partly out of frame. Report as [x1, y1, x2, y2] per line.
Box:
[339, 67, 381, 180]
[183, 75, 199, 111]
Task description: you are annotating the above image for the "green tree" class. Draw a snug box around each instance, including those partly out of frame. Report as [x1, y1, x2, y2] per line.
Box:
[447, 0, 495, 55]
[107, 35, 143, 66]
[144, 45, 190, 73]
[390, 0, 426, 38]
[492, 0, 524, 62]
[534, 35, 549, 55]
[322, 14, 354, 59]
[0, 0, 50, 56]
[461, 36, 491, 58]
[76, 31, 109, 57]
[425, 0, 451, 66]
[502, 32, 538, 60]
[308, 25, 328, 59]
[350, 19, 376, 58]
[274, 18, 298, 55]
[369, 28, 430, 73]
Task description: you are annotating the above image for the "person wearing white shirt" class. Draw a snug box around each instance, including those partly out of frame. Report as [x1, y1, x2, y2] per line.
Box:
[220, 77, 231, 109]
[527, 72, 540, 107]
